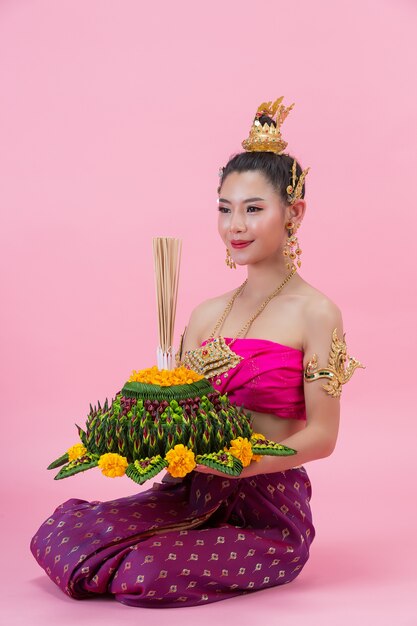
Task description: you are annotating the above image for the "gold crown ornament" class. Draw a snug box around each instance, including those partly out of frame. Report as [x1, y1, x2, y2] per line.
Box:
[241, 96, 295, 154]
[241, 96, 310, 205]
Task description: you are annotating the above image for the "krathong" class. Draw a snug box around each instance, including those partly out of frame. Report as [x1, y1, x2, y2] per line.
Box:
[47, 365, 297, 484]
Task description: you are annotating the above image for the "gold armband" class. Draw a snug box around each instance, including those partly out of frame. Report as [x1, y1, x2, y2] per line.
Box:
[304, 328, 365, 397]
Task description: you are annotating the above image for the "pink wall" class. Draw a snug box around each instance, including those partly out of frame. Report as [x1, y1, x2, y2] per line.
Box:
[1, 1, 416, 624]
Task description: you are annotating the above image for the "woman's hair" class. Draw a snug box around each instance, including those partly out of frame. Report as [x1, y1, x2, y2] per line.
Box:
[217, 114, 306, 205]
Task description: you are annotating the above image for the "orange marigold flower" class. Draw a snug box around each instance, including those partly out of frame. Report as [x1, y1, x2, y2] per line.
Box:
[165, 444, 196, 478]
[228, 437, 253, 467]
[127, 365, 203, 386]
[67, 443, 87, 461]
[98, 453, 128, 477]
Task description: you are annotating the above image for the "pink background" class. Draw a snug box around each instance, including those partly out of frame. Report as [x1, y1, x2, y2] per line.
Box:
[1, 0, 416, 623]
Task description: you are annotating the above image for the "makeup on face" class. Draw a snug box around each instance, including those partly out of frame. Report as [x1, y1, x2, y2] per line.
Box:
[230, 240, 253, 249]
[217, 172, 285, 252]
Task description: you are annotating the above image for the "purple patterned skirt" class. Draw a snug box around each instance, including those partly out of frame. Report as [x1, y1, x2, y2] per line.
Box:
[30, 467, 315, 607]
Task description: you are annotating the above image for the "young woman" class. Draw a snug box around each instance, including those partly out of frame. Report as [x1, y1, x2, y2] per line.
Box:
[30, 98, 363, 607]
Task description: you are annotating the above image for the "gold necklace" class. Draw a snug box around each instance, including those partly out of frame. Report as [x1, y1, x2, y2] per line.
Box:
[181, 266, 297, 381]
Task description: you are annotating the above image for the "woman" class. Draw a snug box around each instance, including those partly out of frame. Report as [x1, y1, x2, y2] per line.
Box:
[30, 97, 363, 607]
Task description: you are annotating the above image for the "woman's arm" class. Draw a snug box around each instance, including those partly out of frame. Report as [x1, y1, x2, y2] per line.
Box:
[196, 298, 344, 478]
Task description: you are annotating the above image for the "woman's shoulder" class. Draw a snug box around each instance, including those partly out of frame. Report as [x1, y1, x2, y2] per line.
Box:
[299, 281, 342, 321]
[193, 288, 236, 316]
[180, 289, 236, 352]
[191, 289, 235, 329]
[296, 279, 344, 350]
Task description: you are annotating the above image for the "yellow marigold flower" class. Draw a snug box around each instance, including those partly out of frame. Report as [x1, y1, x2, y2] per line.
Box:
[228, 437, 253, 467]
[127, 365, 203, 385]
[67, 443, 87, 461]
[165, 444, 196, 478]
[98, 453, 128, 478]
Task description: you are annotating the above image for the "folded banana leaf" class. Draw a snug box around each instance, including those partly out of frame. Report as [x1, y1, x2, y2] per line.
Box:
[48, 371, 297, 484]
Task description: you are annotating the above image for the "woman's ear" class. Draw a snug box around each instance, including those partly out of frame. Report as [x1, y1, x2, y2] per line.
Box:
[287, 199, 306, 226]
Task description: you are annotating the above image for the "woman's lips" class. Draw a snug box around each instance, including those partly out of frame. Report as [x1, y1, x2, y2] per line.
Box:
[230, 241, 253, 249]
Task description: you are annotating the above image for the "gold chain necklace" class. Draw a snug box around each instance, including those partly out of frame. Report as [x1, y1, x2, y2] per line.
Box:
[181, 266, 297, 382]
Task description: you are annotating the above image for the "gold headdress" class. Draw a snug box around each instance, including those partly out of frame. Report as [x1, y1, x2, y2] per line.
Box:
[241, 96, 310, 205]
[286, 159, 310, 205]
[241, 97, 294, 154]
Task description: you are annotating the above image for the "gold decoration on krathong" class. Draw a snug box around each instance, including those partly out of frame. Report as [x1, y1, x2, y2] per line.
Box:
[128, 365, 204, 386]
[286, 159, 310, 205]
[241, 96, 295, 154]
[304, 328, 365, 397]
[180, 336, 244, 379]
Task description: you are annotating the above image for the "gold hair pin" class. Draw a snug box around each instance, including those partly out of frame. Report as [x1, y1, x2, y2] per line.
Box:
[286, 159, 310, 205]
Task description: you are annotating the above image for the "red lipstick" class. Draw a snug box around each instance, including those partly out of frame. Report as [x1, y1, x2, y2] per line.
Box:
[230, 240, 253, 249]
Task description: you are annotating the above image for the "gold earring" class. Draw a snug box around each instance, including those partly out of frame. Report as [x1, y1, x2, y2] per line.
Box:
[283, 221, 302, 270]
[225, 248, 236, 269]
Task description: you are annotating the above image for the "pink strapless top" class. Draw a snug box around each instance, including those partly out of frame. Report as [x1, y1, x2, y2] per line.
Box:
[200, 337, 306, 421]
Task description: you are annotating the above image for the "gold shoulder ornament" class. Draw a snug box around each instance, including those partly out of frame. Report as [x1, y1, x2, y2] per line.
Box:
[304, 328, 365, 398]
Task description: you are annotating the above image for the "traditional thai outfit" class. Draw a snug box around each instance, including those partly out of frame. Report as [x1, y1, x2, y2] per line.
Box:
[30, 337, 315, 607]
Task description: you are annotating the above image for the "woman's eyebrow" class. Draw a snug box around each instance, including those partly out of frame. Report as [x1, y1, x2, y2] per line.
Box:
[218, 197, 266, 204]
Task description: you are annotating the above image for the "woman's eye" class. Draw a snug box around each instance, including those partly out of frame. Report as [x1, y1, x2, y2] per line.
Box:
[218, 206, 262, 213]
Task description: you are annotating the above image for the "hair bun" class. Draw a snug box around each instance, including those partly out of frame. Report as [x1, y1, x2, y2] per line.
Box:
[256, 114, 277, 128]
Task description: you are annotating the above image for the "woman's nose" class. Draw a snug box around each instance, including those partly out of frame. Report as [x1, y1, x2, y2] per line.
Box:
[229, 211, 246, 232]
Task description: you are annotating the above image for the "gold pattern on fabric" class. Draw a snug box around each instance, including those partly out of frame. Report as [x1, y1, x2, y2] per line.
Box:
[304, 328, 365, 397]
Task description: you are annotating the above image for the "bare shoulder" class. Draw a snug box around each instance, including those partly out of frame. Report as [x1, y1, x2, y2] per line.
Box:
[298, 281, 344, 352]
[305, 289, 342, 324]
[180, 288, 236, 353]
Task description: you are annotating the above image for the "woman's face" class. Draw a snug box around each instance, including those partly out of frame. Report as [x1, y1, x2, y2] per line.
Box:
[218, 170, 288, 266]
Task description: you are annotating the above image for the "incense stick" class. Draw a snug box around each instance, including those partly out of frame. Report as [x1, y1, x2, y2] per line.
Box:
[152, 237, 182, 370]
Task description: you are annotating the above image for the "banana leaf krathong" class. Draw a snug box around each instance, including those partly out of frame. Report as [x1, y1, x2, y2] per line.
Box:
[48, 367, 297, 484]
